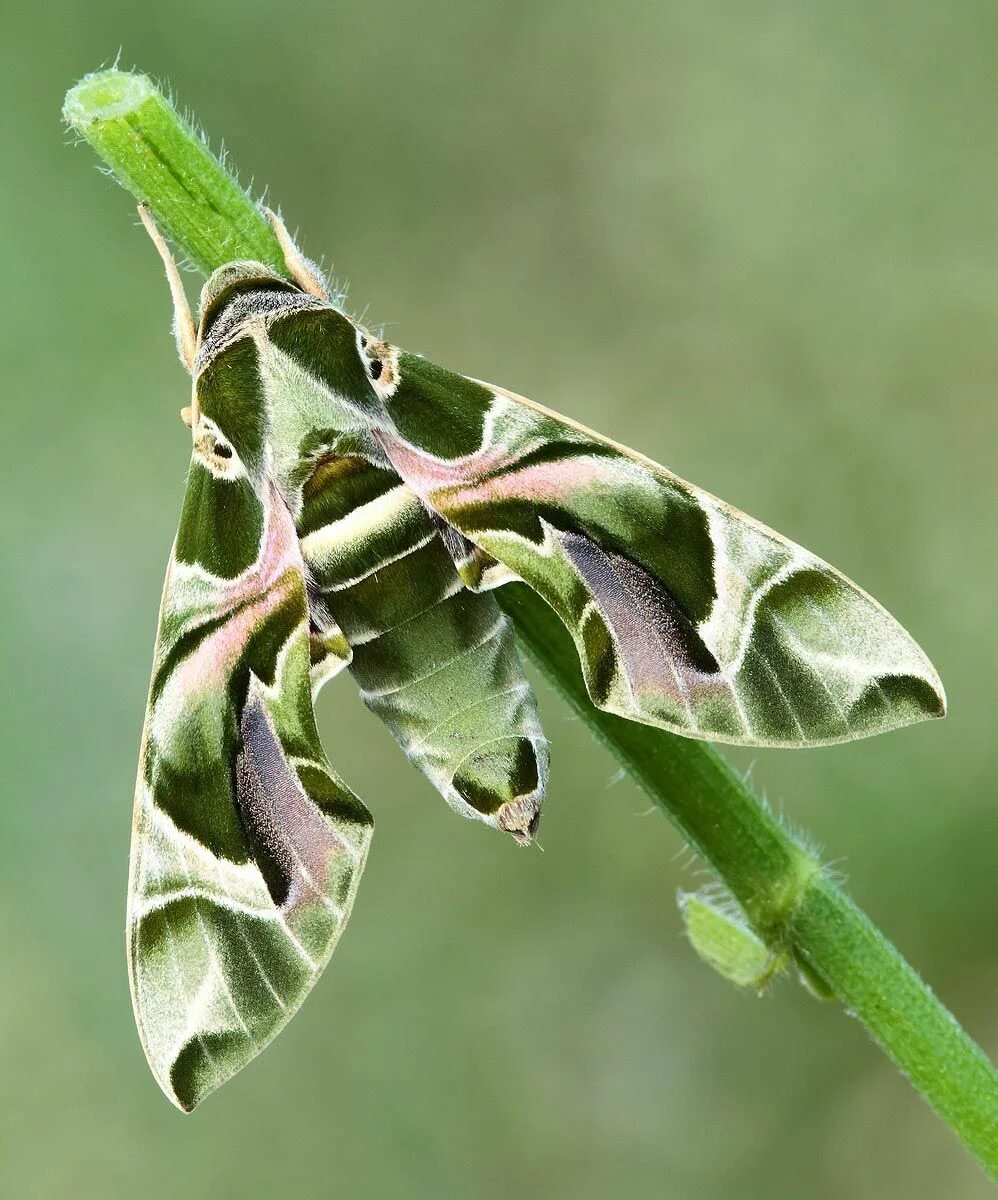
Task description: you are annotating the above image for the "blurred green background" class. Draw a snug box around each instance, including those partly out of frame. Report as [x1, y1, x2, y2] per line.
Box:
[2, 2, 995, 1196]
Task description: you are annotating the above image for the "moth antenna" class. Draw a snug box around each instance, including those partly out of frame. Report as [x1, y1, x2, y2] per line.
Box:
[137, 205, 197, 376]
[262, 206, 331, 300]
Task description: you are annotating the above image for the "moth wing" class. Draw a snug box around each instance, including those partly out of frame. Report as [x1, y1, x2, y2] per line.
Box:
[378, 356, 945, 747]
[305, 590, 354, 697]
[128, 463, 373, 1111]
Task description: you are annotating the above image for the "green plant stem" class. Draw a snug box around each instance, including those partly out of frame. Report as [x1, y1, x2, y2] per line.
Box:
[503, 587, 997, 1165]
[63, 70, 285, 277]
[64, 68, 998, 1174]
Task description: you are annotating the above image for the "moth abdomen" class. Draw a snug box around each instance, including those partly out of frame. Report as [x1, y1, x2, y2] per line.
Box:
[298, 458, 547, 842]
[356, 596, 549, 841]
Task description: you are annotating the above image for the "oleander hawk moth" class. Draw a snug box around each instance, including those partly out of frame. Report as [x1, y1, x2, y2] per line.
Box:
[129, 206, 945, 1111]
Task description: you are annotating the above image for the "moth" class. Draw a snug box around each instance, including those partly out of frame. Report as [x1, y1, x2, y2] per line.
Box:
[130, 204, 944, 1111]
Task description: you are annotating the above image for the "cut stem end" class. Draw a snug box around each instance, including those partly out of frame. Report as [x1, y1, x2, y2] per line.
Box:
[63, 68, 154, 127]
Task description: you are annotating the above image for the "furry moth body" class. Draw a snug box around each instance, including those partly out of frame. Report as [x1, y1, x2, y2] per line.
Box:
[129, 209, 944, 1110]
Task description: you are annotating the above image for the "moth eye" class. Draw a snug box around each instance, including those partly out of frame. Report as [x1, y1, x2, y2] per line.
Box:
[368, 359, 383, 380]
[213, 442, 233, 460]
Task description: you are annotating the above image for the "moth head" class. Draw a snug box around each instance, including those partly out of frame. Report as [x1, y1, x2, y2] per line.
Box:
[197, 261, 301, 342]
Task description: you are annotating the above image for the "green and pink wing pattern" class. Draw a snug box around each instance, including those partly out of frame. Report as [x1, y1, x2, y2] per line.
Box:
[128, 444, 373, 1111]
[378, 357, 945, 747]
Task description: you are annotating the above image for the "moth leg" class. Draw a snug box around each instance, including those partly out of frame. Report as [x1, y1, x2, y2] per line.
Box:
[137, 205, 197, 376]
[262, 206, 331, 301]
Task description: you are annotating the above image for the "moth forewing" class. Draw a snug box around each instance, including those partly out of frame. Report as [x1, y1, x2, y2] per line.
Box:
[373, 354, 945, 748]
[129, 292, 373, 1110]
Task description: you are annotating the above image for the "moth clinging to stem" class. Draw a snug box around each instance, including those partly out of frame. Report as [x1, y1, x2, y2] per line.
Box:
[129, 203, 944, 1111]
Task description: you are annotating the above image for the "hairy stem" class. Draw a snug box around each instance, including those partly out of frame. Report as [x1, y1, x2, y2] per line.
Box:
[503, 586, 996, 1167]
[64, 70, 285, 276]
[64, 67, 997, 1174]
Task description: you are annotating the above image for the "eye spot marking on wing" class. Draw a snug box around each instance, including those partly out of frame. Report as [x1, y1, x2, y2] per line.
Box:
[192, 415, 246, 479]
[355, 327, 399, 398]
